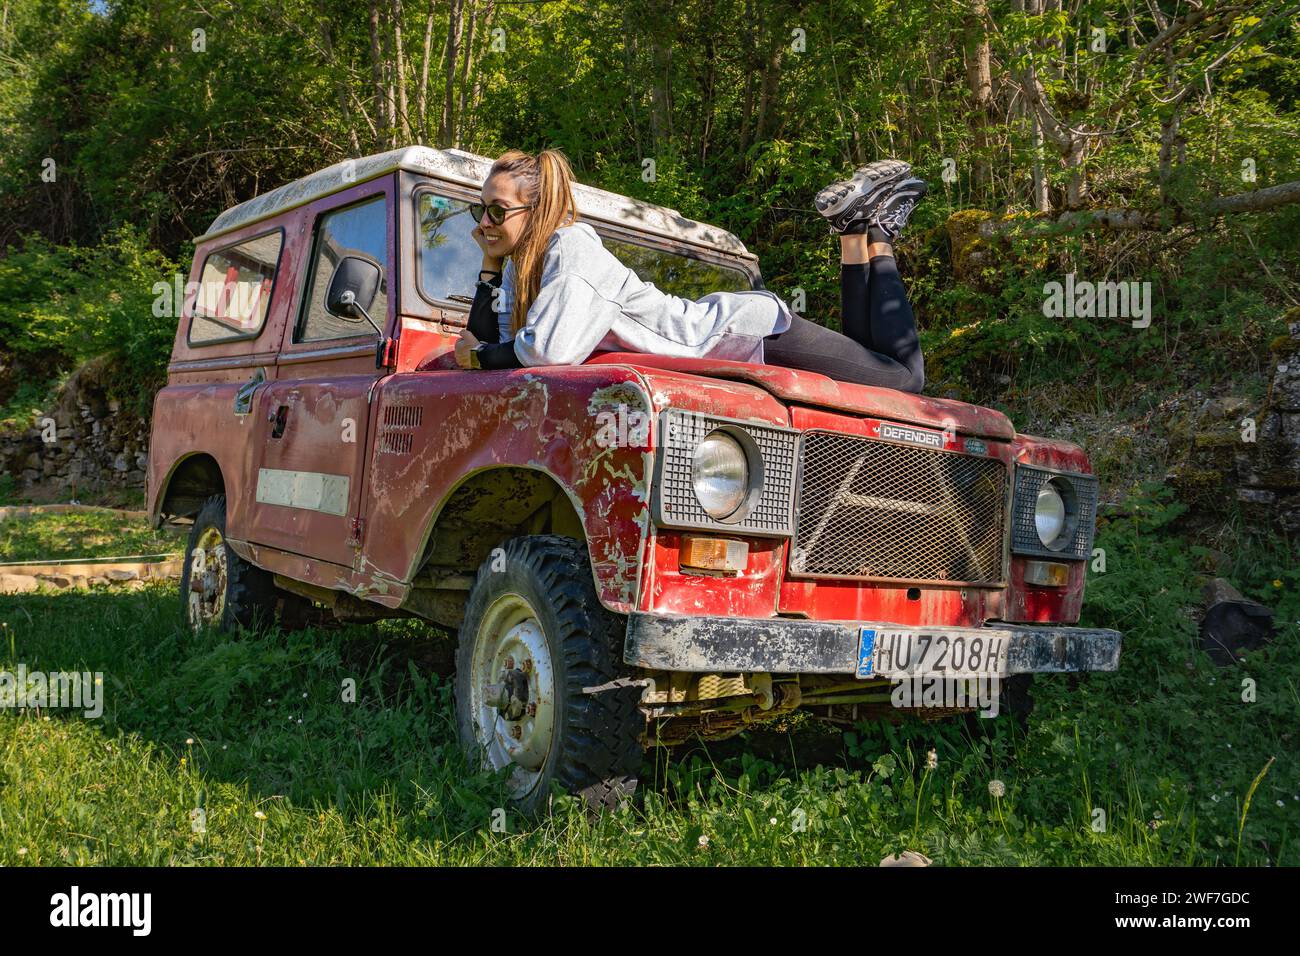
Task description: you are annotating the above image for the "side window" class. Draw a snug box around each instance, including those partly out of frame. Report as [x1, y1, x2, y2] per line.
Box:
[188, 230, 283, 345]
[297, 196, 389, 343]
[603, 236, 752, 298]
[415, 192, 481, 303]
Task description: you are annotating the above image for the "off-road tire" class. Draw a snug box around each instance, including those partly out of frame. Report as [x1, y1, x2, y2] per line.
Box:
[454, 534, 644, 814]
[179, 494, 280, 633]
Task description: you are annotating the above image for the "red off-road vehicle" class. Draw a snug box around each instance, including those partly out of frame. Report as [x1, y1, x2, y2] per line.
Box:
[148, 147, 1121, 812]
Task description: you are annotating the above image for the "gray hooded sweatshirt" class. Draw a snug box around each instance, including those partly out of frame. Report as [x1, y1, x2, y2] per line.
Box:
[495, 222, 792, 366]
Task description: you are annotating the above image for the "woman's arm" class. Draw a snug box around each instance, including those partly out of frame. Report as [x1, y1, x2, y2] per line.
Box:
[508, 234, 618, 366]
[511, 272, 610, 366]
[457, 256, 523, 369]
[466, 270, 502, 343]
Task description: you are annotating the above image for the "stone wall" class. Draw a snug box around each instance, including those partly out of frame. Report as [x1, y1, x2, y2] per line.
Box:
[0, 356, 150, 500]
[1168, 314, 1300, 531]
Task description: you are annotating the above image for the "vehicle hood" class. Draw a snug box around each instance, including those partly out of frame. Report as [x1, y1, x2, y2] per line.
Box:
[586, 353, 1016, 440]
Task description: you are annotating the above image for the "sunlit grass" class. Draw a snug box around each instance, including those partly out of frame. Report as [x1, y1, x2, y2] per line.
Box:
[0, 496, 1295, 866]
[0, 511, 183, 563]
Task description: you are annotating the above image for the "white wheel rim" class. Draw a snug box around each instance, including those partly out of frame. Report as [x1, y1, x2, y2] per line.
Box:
[468, 592, 556, 800]
[187, 525, 228, 630]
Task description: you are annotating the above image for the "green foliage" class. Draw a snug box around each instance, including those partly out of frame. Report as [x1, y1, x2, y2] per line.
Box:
[0, 226, 179, 419]
[0, 485, 1295, 865]
[0, 0, 1295, 410]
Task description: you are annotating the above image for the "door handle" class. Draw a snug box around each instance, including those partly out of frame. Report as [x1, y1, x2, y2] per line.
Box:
[233, 368, 266, 416]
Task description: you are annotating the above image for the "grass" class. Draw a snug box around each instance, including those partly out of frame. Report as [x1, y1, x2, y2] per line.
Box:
[0, 488, 1296, 866]
[0, 511, 183, 563]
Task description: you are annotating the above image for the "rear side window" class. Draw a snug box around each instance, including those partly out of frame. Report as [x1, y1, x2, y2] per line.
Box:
[604, 236, 751, 297]
[188, 230, 283, 345]
[297, 196, 389, 343]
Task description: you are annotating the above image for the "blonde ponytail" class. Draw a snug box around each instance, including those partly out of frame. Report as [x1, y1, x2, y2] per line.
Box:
[488, 148, 579, 334]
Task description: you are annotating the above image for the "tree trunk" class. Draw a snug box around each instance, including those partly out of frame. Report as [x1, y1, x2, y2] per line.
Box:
[983, 180, 1300, 234]
[392, 0, 410, 141]
[963, 0, 993, 196]
[464, 1, 497, 148]
[754, 43, 784, 144]
[319, 3, 361, 156]
[647, 4, 673, 149]
[438, 0, 465, 148]
[368, 0, 390, 149]
[416, 0, 436, 143]
[456, 0, 479, 147]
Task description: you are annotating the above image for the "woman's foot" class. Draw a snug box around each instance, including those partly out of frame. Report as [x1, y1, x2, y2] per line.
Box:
[869, 178, 928, 242]
[815, 159, 911, 233]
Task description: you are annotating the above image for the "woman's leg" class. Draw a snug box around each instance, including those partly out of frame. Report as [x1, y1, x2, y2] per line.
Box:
[839, 234, 871, 346]
[765, 234, 924, 393]
[865, 242, 924, 390]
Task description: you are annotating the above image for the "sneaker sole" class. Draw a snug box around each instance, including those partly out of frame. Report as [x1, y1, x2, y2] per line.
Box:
[871, 179, 929, 237]
[815, 159, 912, 219]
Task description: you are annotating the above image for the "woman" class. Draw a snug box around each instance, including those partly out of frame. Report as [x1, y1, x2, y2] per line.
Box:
[455, 148, 926, 393]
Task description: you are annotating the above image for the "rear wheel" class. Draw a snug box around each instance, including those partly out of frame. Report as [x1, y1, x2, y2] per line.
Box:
[179, 495, 280, 633]
[454, 535, 644, 814]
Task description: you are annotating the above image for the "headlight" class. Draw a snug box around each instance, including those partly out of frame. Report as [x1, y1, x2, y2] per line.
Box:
[692, 430, 749, 518]
[1011, 465, 1097, 560]
[1034, 480, 1069, 549]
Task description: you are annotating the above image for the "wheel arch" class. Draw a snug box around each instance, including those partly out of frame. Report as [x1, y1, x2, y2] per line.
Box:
[410, 464, 589, 583]
[153, 452, 226, 527]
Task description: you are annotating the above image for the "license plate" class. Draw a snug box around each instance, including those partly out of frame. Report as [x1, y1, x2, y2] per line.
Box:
[856, 628, 1010, 679]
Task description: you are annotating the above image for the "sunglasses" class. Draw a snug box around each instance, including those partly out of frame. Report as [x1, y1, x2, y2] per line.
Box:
[469, 202, 535, 225]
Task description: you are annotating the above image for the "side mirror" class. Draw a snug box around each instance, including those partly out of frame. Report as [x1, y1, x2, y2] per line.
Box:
[326, 256, 382, 329]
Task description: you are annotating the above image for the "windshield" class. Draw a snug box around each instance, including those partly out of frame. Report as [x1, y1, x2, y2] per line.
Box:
[415, 192, 753, 306]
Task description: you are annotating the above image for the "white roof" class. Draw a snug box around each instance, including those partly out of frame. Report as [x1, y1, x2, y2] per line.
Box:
[200, 146, 752, 257]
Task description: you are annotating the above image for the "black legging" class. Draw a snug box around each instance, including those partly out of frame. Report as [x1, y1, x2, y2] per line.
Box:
[763, 256, 924, 393]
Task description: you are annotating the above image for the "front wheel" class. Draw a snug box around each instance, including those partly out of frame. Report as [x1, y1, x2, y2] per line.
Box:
[454, 535, 644, 814]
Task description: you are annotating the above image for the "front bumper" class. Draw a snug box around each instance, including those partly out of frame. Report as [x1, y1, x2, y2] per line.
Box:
[624, 612, 1122, 675]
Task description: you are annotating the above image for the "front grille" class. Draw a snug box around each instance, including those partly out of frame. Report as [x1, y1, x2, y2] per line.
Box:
[791, 431, 1007, 584]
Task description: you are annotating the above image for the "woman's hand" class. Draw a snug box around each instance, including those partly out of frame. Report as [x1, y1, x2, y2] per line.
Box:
[471, 225, 503, 271]
[454, 328, 481, 369]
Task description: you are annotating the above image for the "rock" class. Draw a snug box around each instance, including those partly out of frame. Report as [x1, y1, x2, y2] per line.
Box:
[880, 850, 933, 867]
[1202, 577, 1244, 606]
[945, 209, 997, 288]
[1196, 549, 1232, 575]
[1200, 598, 1276, 666]
[105, 569, 139, 582]
[1167, 466, 1226, 508]
[0, 574, 41, 594]
[34, 574, 73, 589]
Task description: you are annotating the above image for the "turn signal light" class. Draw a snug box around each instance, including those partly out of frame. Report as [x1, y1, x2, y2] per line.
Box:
[1024, 560, 1070, 587]
[680, 536, 748, 573]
